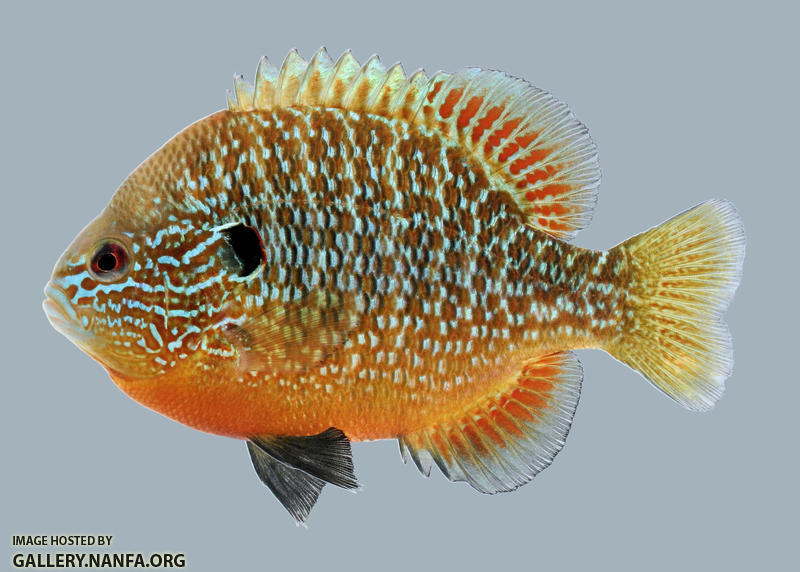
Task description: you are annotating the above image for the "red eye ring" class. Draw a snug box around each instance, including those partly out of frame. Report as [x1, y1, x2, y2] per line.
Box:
[89, 240, 130, 282]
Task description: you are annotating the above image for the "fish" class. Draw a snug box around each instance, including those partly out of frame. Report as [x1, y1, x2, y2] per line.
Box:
[44, 48, 745, 524]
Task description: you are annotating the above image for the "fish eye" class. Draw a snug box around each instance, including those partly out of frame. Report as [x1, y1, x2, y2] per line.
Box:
[88, 240, 130, 282]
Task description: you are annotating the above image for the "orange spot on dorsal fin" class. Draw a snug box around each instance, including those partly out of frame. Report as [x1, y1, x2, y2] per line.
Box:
[457, 96, 484, 129]
[484, 117, 522, 154]
[509, 147, 549, 175]
[471, 105, 503, 143]
[426, 80, 443, 103]
[398, 352, 582, 493]
[438, 87, 464, 119]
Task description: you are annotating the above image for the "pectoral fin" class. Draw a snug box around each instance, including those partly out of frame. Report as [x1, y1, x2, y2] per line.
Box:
[224, 290, 360, 376]
[247, 427, 359, 523]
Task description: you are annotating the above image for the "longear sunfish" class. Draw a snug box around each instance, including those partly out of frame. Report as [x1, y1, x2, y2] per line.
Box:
[44, 49, 745, 523]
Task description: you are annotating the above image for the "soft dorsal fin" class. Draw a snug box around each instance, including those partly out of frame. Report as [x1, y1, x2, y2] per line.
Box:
[399, 352, 582, 493]
[247, 427, 359, 524]
[227, 48, 601, 240]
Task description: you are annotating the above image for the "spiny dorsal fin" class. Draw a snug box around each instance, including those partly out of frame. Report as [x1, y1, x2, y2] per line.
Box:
[399, 352, 582, 493]
[227, 48, 600, 240]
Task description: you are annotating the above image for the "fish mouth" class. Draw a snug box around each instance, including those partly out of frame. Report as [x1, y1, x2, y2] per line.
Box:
[43, 282, 89, 341]
[43, 282, 140, 377]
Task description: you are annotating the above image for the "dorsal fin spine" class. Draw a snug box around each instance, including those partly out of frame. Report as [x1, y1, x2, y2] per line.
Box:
[343, 55, 384, 111]
[296, 48, 334, 106]
[276, 49, 306, 107]
[324, 51, 360, 108]
[253, 56, 278, 110]
[368, 62, 406, 116]
[233, 74, 254, 110]
[389, 69, 427, 120]
[226, 89, 237, 111]
[312, 48, 338, 105]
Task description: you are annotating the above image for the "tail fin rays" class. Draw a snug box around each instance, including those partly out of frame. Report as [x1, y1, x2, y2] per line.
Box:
[607, 199, 745, 411]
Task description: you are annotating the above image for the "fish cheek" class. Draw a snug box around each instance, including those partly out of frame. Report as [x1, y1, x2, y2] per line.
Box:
[87, 291, 164, 377]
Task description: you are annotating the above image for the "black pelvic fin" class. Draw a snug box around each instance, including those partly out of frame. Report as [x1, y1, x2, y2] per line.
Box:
[247, 427, 359, 523]
[247, 441, 326, 524]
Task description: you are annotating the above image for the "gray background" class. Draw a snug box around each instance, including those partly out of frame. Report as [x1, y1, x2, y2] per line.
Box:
[2, 1, 797, 570]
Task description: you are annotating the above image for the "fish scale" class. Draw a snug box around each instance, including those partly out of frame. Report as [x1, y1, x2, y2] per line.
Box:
[45, 49, 744, 522]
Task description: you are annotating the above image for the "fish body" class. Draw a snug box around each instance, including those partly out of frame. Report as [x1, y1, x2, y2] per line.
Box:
[96, 107, 623, 440]
[44, 49, 744, 522]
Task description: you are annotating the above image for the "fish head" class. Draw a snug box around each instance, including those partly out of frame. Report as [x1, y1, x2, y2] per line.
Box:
[43, 184, 251, 381]
[44, 210, 150, 377]
[44, 114, 269, 382]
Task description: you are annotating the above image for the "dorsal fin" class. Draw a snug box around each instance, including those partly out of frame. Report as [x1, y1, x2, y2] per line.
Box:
[228, 48, 601, 239]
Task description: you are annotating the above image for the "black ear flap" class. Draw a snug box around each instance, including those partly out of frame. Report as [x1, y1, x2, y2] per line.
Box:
[220, 223, 264, 277]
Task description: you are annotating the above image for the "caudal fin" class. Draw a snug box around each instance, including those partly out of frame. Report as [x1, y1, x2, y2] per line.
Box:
[607, 200, 745, 411]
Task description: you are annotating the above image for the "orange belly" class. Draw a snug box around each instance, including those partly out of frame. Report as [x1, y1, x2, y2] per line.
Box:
[109, 339, 539, 441]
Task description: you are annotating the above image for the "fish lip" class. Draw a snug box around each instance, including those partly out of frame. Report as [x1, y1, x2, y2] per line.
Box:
[43, 282, 88, 337]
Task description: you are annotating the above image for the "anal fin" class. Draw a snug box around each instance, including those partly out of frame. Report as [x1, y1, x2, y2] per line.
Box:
[247, 427, 359, 524]
[399, 352, 582, 493]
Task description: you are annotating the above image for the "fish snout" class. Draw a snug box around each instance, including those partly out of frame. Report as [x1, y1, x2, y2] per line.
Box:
[43, 282, 90, 339]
